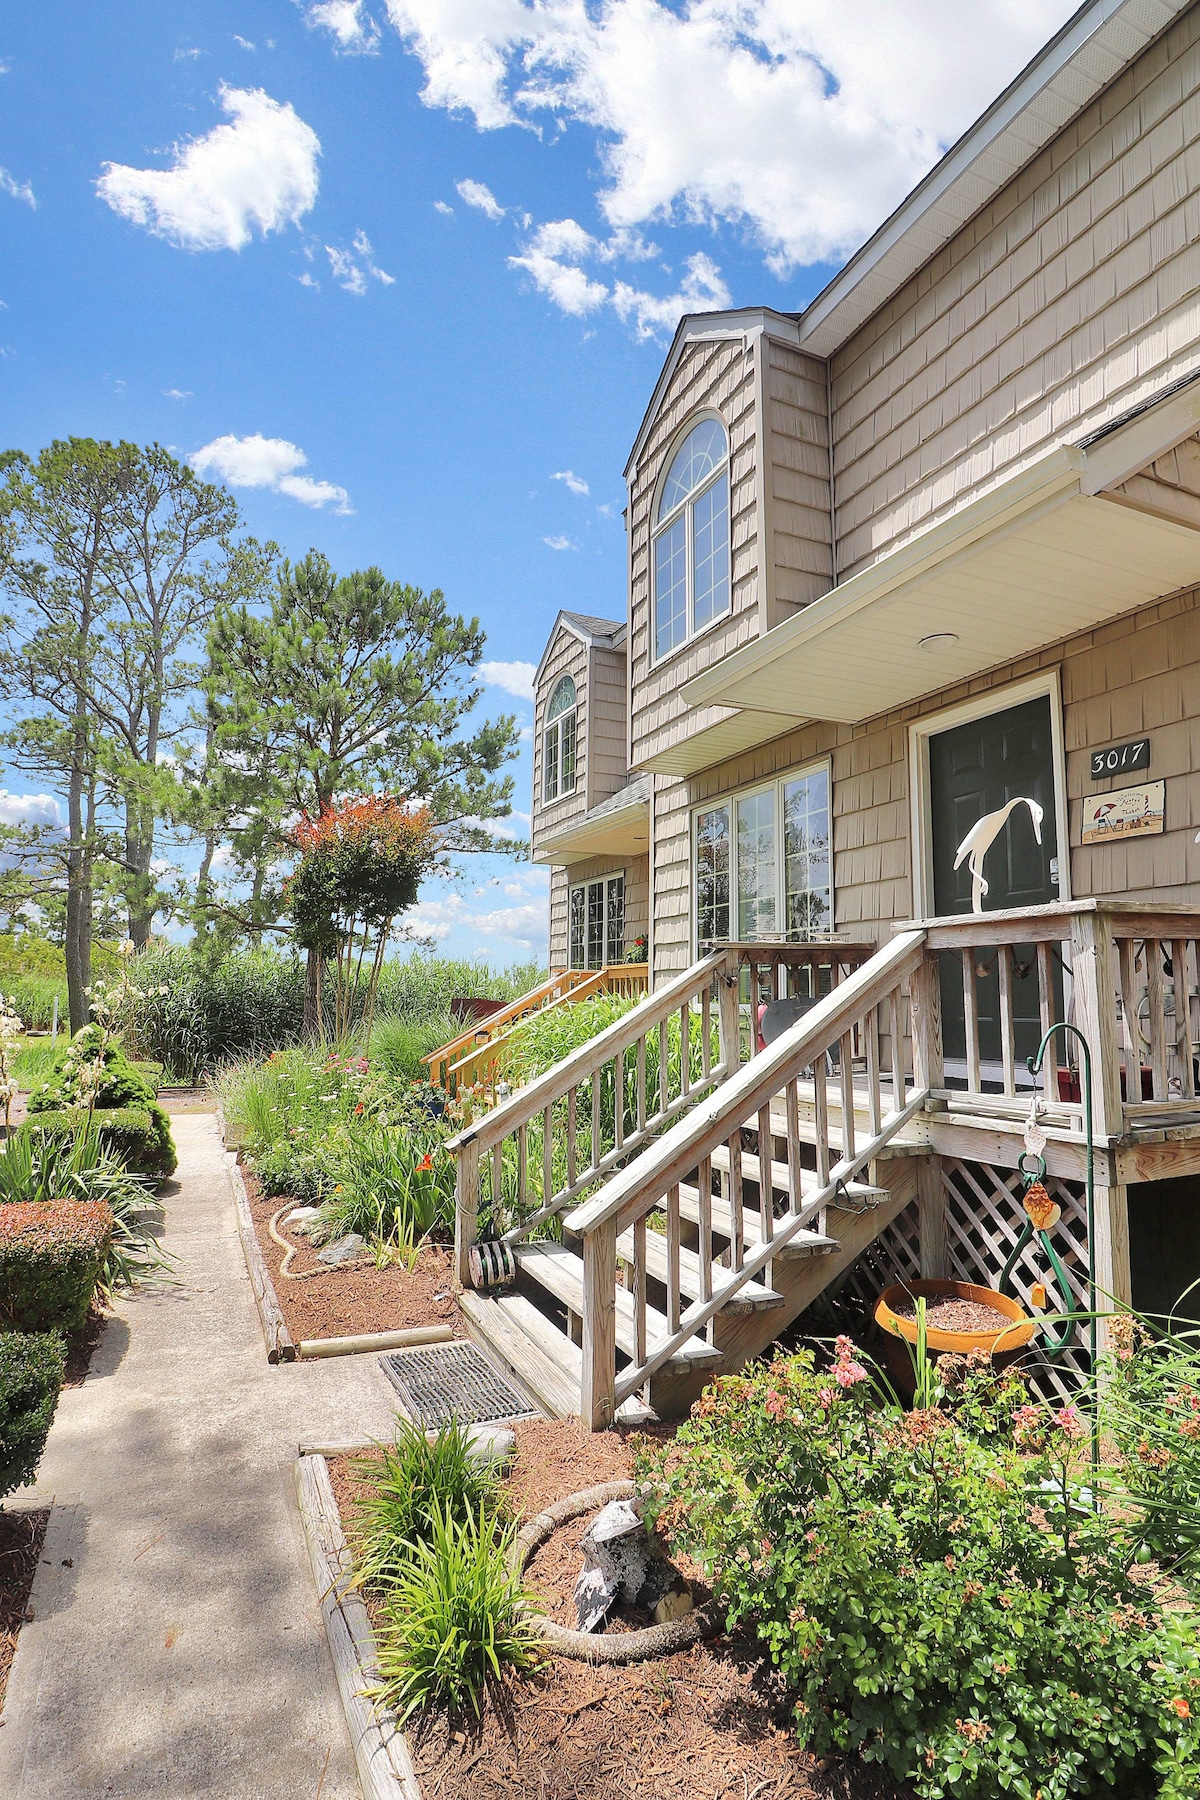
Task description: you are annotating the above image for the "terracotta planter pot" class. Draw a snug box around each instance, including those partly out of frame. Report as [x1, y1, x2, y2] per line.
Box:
[874, 1278, 1037, 1396]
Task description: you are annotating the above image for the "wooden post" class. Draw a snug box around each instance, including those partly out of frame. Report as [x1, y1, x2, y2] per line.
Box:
[908, 948, 943, 1095]
[717, 952, 741, 1074]
[917, 1154, 947, 1279]
[581, 1218, 617, 1431]
[454, 1136, 479, 1290]
[1070, 911, 1124, 1140]
[1090, 1179, 1132, 1353]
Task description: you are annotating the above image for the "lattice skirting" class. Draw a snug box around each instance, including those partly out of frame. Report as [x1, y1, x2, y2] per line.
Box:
[841, 1157, 1090, 1401]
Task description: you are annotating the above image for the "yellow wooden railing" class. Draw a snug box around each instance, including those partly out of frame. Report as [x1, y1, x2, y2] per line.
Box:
[424, 965, 649, 1096]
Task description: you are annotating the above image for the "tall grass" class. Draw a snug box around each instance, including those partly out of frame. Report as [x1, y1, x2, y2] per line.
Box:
[369, 1010, 462, 1081]
[12, 1039, 61, 1089]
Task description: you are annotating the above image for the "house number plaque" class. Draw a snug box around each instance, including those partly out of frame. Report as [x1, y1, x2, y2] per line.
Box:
[1090, 738, 1150, 780]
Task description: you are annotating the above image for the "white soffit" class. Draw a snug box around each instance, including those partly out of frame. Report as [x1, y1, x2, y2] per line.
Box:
[798, 0, 1189, 359]
[638, 708, 807, 776]
[532, 804, 650, 867]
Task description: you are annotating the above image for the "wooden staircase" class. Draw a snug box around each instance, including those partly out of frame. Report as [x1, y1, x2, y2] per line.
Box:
[449, 936, 933, 1424]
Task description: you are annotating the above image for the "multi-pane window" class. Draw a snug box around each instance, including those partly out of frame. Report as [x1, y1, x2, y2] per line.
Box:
[693, 766, 831, 947]
[569, 874, 624, 969]
[652, 418, 730, 660]
[543, 674, 577, 802]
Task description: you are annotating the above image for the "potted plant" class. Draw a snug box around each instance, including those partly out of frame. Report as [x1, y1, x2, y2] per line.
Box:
[874, 1277, 1036, 1395]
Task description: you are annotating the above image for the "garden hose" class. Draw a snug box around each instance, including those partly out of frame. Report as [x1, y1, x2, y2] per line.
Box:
[268, 1203, 336, 1280]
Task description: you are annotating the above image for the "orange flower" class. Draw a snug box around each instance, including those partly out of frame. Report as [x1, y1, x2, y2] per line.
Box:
[1172, 1697, 1191, 1719]
[354, 1103, 365, 1115]
[416, 1153, 434, 1172]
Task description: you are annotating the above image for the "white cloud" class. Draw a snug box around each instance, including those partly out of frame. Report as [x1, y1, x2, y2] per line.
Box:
[543, 534, 576, 551]
[479, 659, 536, 700]
[433, 198, 454, 215]
[96, 85, 320, 251]
[0, 791, 62, 830]
[612, 251, 730, 340]
[297, 270, 320, 289]
[234, 35, 256, 50]
[385, 0, 1078, 272]
[190, 433, 353, 512]
[325, 229, 394, 294]
[305, 1, 381, 53]
[510, 219, 607, 317]
[164, 387, 193, 400]
[174, 47, 204, 61]
[456, 178, 505, 220]
[0, 168, 35, 208]
[551, 469, 588, 497]
[408, 890, 547, 950]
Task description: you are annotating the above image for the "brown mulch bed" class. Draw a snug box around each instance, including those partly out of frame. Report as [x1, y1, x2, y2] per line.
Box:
[329, 1417, 910, 1800]
[890, 1296, 1013, 1333]
[0, 1507, 49, 1710]
[242, 1164, 463, 1342]
[63, 1306, 108, 1387]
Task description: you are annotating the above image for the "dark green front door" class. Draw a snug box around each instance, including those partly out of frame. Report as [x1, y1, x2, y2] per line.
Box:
[928, 694, 1061, 1081]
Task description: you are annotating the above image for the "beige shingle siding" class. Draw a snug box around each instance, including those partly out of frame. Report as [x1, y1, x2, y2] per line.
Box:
[531, 627, 589, 859]
[647, 583, 1200, 974]
[629, 337, 760, 770]
[765, 337, 833, 618]
[587, 643, 631, 809]
[548, 865, 569, 970]
[548, 855, 651, 973]
[1108, 431, 1200, 529]
[831, 7, 1200, 580]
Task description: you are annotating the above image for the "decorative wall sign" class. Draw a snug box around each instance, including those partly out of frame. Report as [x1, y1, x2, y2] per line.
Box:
[1080, 779, 1165, 845]
[1090, 738, 1150, 781]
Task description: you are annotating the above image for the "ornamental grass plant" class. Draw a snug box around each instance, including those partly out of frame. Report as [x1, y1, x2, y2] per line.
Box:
[636, 1341, 1200, 1800]
[350, 1416, 506, 1588]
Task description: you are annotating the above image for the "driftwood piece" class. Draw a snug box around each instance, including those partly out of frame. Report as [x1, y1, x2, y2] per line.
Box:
[294, 1452, 425, 1800]
[223, 1125, 296, 1364]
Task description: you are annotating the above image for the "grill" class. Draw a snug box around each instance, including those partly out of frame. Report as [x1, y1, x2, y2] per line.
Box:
[378, 1339, 538, 1426]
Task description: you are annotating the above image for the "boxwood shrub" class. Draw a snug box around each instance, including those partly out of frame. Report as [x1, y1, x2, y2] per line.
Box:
[0, 1331, 65, 1498]
[0, 1201, 114, 1333]
[21, 1105, 177, 1179]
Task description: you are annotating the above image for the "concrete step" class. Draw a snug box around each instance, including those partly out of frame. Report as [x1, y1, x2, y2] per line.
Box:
[614, 1221, 785, 1312]
[514, 1241, 723, 1370]
[458, 1288, 581, 1419]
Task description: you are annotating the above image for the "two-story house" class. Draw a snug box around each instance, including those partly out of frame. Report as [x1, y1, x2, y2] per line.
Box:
[459, 0, 1200, 1423]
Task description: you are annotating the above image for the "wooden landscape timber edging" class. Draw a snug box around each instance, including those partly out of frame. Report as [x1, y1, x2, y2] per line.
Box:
[226, 1139, 296, 1365]
[296, 1325, 455, 1360]
[295, 1451, 425, 1800]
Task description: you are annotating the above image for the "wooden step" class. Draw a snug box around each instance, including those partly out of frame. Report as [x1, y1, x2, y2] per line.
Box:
[514, 1242, 723, 1371]
[709, 1143, 888, 1207]
[671, 1182, 840, 1259]
[458, 1288, 581, 1419]
[614, 1223, 785, 1313]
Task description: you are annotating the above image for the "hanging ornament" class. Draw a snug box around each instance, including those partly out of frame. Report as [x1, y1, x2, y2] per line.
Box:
[1022, 1179, 1061, 1232]
[1031, 1281, 1048, 1309]
[1023, 1093, 1047, 1160]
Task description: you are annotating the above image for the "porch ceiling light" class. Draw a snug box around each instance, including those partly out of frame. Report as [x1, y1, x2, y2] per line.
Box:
[917, 632, 959, 651]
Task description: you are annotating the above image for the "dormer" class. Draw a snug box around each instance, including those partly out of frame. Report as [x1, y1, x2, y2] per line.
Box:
[530, 610, 649, 867]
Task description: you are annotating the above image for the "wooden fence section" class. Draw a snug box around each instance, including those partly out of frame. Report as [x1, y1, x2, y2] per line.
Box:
[568, 932, 929, 1427]
[425, 965, 649, 1095]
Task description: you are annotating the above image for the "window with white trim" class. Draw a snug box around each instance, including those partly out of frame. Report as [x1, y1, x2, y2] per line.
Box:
[569, 874, 624, 969]
[543, 674, 577, 802]
[652, 418, 730, 661]
[693, 765, 830, 947]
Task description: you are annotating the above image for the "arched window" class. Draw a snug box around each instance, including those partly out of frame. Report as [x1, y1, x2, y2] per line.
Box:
[652, 417, 730, 660]
[543, 674, 577, 801]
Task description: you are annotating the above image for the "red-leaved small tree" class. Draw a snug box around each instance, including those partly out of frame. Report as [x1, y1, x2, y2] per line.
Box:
[288, 797, 442, 1041]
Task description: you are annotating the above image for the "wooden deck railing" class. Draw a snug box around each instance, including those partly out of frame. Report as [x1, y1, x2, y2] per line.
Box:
[425, 965, 649, 1094]
[568, 931, 929, 1426]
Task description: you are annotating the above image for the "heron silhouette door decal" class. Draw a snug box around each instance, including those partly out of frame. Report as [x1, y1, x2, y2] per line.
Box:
[954, 796, 1045, 915]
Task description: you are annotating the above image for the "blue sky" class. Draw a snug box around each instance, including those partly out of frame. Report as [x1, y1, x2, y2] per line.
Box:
[0, 0, 1076, 967]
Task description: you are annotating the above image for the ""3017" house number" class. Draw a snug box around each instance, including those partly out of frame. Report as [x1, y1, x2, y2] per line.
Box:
[1090, 738, 1150, 780]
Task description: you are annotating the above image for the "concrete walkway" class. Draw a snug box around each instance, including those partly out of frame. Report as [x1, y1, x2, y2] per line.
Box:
[0, 1112, 402, 1800]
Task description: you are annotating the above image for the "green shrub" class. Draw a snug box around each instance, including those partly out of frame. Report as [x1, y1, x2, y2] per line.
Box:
[21, 1105, 175, 1179]
[639, 1348, 1200, 1800]
[0, 1126, 165, 1296]
[27, 1023, 157, 1113]
[0, 1331, 66, 1498]
[0, 1201, 114, 1333]
[373, 1503, 538, 1720]
[1100, 1312, 1200, 1564]
[351, 1418, 505, 1590]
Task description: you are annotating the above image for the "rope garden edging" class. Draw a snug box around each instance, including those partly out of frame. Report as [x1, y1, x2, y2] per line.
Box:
[507, 1479, 724, 1664]
[220, 1108, 296, 1364]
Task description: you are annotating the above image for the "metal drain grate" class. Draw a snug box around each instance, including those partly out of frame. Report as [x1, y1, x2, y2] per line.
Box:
[378, 1340, 538, 1426]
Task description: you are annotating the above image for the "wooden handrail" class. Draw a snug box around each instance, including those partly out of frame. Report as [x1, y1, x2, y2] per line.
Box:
[448, 951, 731, 1158]
[569, 931, 927, 1237]
[424, 969, 595, 1079]
[445, 969, 611, 1087]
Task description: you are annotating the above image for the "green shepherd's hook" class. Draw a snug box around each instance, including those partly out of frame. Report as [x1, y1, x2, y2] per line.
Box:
[999, 1169, 1078, 1357]
[1024, 1022, 1100, 1487]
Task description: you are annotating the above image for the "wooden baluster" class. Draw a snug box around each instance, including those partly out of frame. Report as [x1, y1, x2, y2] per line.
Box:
[491, 1142, 505, 1233]
[633, 1213, 647, 1370]
[614, 1049, 625, 1150]
[658, 1019, 669, 1117]
[666, 1185, 681, 1332]
[590, 1070, 601, 1175]
[516, 1123, 527, 1219]
[1118, 936, 1140, 1103]
[813, 1056, 830, 1185]
[961, 947, 981, 1093]
[696, 1156, 713, 1302]
[840, 1030, 856, 1161]
[700, 982, 712, 1080]
[542, 1104, 553, 1209]
[454, 1137, 480, 1288]
[680, 1001, 691, 1096]
[785, 1077, 802, 1220]
[758, 1102, 775, 1246]
[889, 990, 905, 1109]
[1173, 940, 1195, 1100]
[997, 945, 1016, 1097]
[581, 1219, 617, 1431]
[1147, 939, 1168, 1100]
[865, 1005, 882, 1136]
[567, 1088, 578, 1190]
[1036, 941, 1058, 1103]
[728, 1132, 744, 1271]
[636, 1035, 647, 1133]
